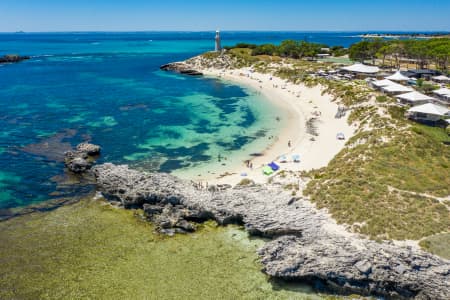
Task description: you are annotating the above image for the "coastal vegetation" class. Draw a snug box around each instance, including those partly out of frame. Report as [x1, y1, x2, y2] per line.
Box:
[225, 40, 331, 60]
[349, 38, 450, 71]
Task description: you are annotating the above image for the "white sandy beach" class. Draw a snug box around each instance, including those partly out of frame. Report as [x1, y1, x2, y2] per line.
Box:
[182, 67, 355, 186]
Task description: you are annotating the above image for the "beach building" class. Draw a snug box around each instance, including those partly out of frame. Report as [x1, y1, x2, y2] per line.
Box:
[406, 103, 450, 124]
[396, 91, 435, 106]
[433, 87, 450, 102]
[215, 30, 221, 52]
[381, 82, 413, 95]
[385, 71, 409, 82]
[432, 75, 450, 83]
[403, 69, 440, 80]
[341, 63, 380, 78]
[371, 79, 396, 89]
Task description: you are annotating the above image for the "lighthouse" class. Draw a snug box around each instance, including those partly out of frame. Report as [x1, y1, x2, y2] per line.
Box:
[215, 30, 221, 52]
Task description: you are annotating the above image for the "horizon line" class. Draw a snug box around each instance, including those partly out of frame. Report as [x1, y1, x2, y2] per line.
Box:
[1, 30, 449, 34]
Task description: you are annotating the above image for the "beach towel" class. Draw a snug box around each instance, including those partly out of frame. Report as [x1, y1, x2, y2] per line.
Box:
[263, 166, 273, 175]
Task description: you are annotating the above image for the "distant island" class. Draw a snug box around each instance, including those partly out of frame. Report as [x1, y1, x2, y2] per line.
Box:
[359, 32, 450, 39]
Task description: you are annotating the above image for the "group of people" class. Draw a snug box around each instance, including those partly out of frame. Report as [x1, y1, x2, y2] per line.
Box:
[245, 160, 253, 169]
[193, 181, 208, 191]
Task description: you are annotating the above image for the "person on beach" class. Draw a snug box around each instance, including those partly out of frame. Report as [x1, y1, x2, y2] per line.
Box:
[288, 140, 291, 147]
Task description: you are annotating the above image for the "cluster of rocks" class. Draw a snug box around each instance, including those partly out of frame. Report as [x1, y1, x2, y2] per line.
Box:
[0, 54, 30, 63]
[64, 143, 101, 173]
[160, 62, 203, 76]
[92, 163, 450, 299]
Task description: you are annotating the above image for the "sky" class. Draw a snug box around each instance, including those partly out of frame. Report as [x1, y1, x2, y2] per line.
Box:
[0, 0, 449, 32]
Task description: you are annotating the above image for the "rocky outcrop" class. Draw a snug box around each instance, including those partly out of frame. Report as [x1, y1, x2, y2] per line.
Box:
[259, 236, 450, 300]
[76, 143, 101, 156]
[0, 54, 30, 63]
[92, 163, 450, 299]
[160, 62, 203, 76]
[64, 143, 101, 173]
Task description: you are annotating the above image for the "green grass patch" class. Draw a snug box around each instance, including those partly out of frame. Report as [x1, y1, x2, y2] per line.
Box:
[419, 233, 450, 259]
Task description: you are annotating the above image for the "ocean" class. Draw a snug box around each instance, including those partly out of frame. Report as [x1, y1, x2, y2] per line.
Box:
[0, 31, 366, 210]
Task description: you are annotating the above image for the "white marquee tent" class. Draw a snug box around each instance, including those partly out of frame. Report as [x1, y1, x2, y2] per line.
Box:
[385, 71, 409, 82]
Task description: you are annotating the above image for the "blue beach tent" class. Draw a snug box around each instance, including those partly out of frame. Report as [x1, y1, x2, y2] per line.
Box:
[268, 162, 280, 171]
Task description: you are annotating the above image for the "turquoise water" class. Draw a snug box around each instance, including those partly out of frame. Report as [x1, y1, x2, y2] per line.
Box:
[0, 32, 366, 209]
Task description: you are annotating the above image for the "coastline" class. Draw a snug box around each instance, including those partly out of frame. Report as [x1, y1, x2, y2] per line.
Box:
[177, 66, 355, 185]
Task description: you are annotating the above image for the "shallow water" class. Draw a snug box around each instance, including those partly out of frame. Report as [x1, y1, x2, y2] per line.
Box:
[0, 197, 326, 299]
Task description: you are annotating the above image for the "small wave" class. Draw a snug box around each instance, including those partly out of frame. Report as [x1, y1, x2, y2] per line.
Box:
[91, 42, 100, 45]
[31, 54, 54, 59]
[148, 40, 153, 42]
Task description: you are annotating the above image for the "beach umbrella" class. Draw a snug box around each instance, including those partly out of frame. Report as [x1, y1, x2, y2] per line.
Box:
[279, 155, 287, 162]
[292, 154, 300, 162]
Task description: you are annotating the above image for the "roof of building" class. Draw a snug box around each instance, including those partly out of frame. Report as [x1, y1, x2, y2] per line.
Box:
[385, 71, 410, 81]
[433, 88, 450, 96]
[408, 103, 450, 116]
[372, 79, 396, 87]
[407, 69, 440, 75]
[381, 83, 413, 93]
[433, 75, 450, 81]
[396, 91, 435, 102]
[341, 63, 380, 74]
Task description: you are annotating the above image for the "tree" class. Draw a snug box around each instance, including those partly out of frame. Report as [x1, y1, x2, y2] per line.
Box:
[278, 40, 300, 58]
[251, 44, 277, 56]
[349, 40, 371, 63]
[377, 45, 390, 66]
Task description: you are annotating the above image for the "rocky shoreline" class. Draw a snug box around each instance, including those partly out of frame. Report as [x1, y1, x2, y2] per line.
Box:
[0, 54, 30, 64]
[91, 163, 450, 300]
[160, 62, 203, 76]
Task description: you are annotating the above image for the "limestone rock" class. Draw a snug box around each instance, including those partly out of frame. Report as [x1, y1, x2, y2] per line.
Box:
[160, 62, 203, 76]
[64, 142, 101, 173]
[76, 143, 101, 155]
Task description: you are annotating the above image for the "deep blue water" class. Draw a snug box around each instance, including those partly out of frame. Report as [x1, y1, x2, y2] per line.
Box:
[0, 31, 369, 209]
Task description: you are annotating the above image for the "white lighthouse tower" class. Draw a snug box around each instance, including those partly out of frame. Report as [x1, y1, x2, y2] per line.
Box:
[215, 30, 221, 52]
